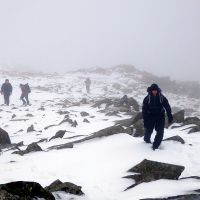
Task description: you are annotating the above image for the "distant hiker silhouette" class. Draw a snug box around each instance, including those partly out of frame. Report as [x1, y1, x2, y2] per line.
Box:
[1, 79, 12, 106]
[20, 83, 31, 106]
[142, 83, 173, 150]
[85, 78, 91, 93]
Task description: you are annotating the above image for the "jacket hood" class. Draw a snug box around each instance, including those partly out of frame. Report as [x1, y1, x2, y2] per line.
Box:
[147, 83, 161, 93]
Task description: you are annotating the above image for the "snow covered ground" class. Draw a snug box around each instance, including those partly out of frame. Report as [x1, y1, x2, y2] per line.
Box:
[0, 68, 200, 199]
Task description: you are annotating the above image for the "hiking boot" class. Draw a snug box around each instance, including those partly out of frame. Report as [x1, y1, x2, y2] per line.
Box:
[152, 145, 158, 151]
[144, 139, 151, 144]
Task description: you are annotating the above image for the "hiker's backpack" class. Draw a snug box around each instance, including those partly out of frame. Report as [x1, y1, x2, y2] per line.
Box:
[25, 83, 31, 93]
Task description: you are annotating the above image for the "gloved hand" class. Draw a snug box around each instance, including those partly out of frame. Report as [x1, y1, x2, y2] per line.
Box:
[168, 115, 173, 124]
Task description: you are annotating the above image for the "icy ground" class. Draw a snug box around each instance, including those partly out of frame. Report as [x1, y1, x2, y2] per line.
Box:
[0, 69, 200, 199]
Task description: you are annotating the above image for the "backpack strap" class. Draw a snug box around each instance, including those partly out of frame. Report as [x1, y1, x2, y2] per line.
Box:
[159, 93, 163, 104]
[148, 94, 151, 104]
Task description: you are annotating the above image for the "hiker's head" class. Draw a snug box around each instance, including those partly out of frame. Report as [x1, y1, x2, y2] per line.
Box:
[147, 83, 160, 96]
[152, 90, 158, 96]
[5, 79, 9, 83]
[19, 84, 23, 88]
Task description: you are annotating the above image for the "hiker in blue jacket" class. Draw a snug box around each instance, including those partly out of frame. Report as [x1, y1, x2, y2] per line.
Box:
[142, 83, 173, 150]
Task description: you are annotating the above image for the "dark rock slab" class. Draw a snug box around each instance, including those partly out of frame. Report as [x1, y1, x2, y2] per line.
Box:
[48, 125, 126, 150]
[45, 179, 84, 196]
[45, 118, 78, 130]
[0, 181, 55, 200]
[115, 112, 142, 127]
[141, 194, 200, 200]
[188, 126, 200, 134]
[72, 120, 78, 127]
[10, 119, 29, 122]
[92, 98, 112, 108]
[124, 159, 185, 190]
[48, 142, 74, 150]
[128, 97, 140, 111]
[57, 110, 70, 115]
[0, 189, 23, 200]
[184, 117, 200, 126]
[13, 142, 42, 156]
[38, 107, 45, 111]
[83, 118, 90, 123]
[1, 141, 24, 152]
[80, 98, 88, 104]
[105, 111, 121, 117]
[36, 138, 48, 143]
[26, 113, 34, 117]
[44, 124, 57, 130]
[111, 106, 130, 113]
[12, 114, 16, 119]
[163, 135, 185, 144]
[27, 125, 35, 133]
[49, 130, 66, 141]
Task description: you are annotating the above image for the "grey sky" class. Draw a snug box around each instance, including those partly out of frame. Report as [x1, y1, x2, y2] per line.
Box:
[0, 0, 199, 81]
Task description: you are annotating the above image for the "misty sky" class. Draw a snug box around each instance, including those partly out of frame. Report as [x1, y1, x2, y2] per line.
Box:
[0, 0, 199, 81]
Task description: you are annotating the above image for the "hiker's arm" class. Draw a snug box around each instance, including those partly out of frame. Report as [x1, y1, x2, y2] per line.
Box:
[142, 97, 149, 119]
[163, 96, 173, 123]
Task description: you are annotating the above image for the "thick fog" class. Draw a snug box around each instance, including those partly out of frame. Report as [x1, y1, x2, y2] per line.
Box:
[0, 0, 199, 81]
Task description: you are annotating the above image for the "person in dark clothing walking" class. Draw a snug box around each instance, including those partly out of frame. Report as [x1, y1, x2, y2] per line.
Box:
[1, 79, 13, 105]
[142, 83, 173, 150]
[85, 78, 91, 93]
[20, 83, 31, 105]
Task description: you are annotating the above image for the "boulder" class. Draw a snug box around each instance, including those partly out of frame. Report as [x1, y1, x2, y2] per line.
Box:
[0, 189, 22, 200]
[124, 159, 185, 190]
[72, 120, 78, 127]
[45, 179, 84, 196]
[27, 125, 35, 133]
[133, 119, 145, 137]
[83, 118, 90, 123]
[163, 135, 185, 144]
[38, 107, 45, 111]
[92, 98, 112, 108]
[184, 117, 200, 126]
[173, 110, 185, 123]
[80, 111, 89, 117]
[80, 98, 88, 104]
[128, 97, 140, 111]
[11, 114, 16, 119]
[0, 181, 55, 200]
[59, 118, 73, 125]
[0, 128, 11, 146]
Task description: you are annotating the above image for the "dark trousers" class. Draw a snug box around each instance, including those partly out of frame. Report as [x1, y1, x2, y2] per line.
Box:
[4, 94, 10, 105]
[144, 115, 165, 149]
[86, 85, 90, 93]
[20, 94, 29, 105]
